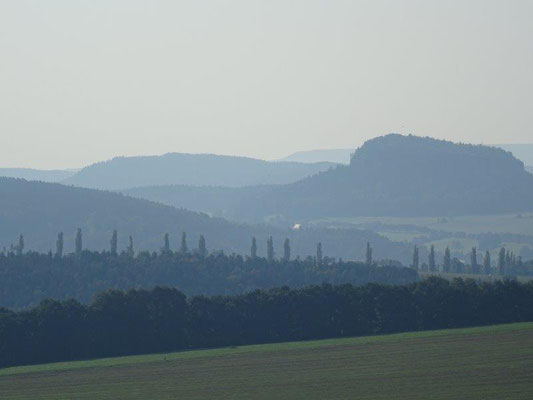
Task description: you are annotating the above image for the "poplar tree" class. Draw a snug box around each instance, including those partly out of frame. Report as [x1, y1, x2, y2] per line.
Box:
[180, 232, 188, 254]
[251, 237, 257, 259]
[267, 236, 274, 263]
[470, 247, 478, 274]
[283, 238, 291, 262]
[162, 233, 170, 254]
[316, 242, 323, 266]
[198, 235, 207, 259]
[75, 229, 82, 256]
[55, 232, 64, 258]
[443, 247, 451, 273]
[16, 234, 24, 256]
[110, 230, 118, 256]
[127, 236, 134, 257]
[365, 242, 372, 265]
[412, 245, 419, 270]
[498, 247, 506, 276]
[483, 251, 491, 275]
[428, 245, 436, 272]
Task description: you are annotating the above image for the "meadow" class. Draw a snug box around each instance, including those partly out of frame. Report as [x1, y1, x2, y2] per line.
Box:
[1, 323, 532, 399]
[313, 212, 533, 236]
[310, 213, 533, 259]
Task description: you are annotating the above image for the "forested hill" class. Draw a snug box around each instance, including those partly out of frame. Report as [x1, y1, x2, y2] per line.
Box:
[224, 134, 533, 221]
[0, 177, 414, 262]
[61, 153, 337, 190]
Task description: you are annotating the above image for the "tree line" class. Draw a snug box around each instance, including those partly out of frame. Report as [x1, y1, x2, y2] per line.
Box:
[411, 244, 532, 276]
[1, 277, 532, 368]
[0, 232, 417, 309]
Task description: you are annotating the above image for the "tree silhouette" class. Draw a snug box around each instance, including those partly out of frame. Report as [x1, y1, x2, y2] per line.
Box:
[316, 242, 323, 266]
[180, 232, 188, 254]
[470, 247, 478, 274]
[75, 229, 82, 256]
[198, 235, 207, 259]
[16, 234, 24, 256]
[283, 238, 291, 262]
[483, 251, 491, 275]
[365, 242, 372, 265]
[110, 230, 118, 256]
[267, 236, 274, 263]
[55, 232, 64, 258]
[428, 245, 436, 272]
[412, 245, 419, 270]
[498, 247, 506, 276]
[250, 237, 257, 259]
[443, 247, 451, 273]
[162, 233, 170, 254]
[127, 236, 134, 257]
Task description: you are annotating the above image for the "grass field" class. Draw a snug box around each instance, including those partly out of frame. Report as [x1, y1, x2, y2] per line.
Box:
[313, 213, 533, 236]
[1, 323, 532, 399]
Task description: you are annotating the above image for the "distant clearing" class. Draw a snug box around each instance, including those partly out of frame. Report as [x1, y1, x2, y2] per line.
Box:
[1, 323, 532, 399]
[312, 213, 533, 236]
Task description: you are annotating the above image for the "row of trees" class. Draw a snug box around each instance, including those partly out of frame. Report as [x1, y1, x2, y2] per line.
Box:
[1, 277, 532, 368]
[0, 243, 417, 309]
[411, 245, 527, 276]
[6, 231, 387, 274]
[6, 231, 359, 266]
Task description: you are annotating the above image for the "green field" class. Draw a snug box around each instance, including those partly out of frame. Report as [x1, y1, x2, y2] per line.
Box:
[310, 213, 533, 257]
[312, 213, 533, 236]
[1, 323, 532, 399]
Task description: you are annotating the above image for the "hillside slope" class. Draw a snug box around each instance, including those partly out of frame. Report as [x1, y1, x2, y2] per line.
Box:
[62, 153, 336, 190]
[0, 178, 413, 262]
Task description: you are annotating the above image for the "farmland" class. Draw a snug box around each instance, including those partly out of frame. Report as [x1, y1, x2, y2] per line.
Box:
[1, 322, 532, 399]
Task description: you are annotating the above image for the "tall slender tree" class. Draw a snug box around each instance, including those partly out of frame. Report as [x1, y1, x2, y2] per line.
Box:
[470, 247, 478, 274]
[16, 234, 24, 256]
[180, 232, 188, 254]
[365, 242, 373, 265]
[483, 250, 491, 275]
[498, 247, 506, 276]
[316, 242, 323, 266]
[443, 247, 451, 273]
[75, 228, 82, 256]
[412, 245, 419, 270]
[267, 236, 274, 263]
[162, 233, 170, 254]
[110, 230, 118, 256]
[198, 235, 207, 259]
[250, 237, 257, 259]
[428, 245, 436, 272]
[127, 236, 134, 257]
[283, 238, 291, 262]
[55, 232, 64, 258]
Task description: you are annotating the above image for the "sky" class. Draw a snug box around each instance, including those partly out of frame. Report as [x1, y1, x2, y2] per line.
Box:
[1, 0, 532, 169]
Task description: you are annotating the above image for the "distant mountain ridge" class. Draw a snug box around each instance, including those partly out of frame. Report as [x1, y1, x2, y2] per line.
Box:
[62, 153, 337, 190]
[125, 135, 533, 222]
[278, 148, 353, 164]
[0, 168, 77, 183]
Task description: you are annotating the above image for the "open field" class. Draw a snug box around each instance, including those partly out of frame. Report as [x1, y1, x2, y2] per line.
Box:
[311, 213, 533, 236]
[1, 323, 533, 399]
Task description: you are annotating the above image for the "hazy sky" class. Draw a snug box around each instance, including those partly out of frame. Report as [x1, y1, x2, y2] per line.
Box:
[1, 0, 532, 169]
